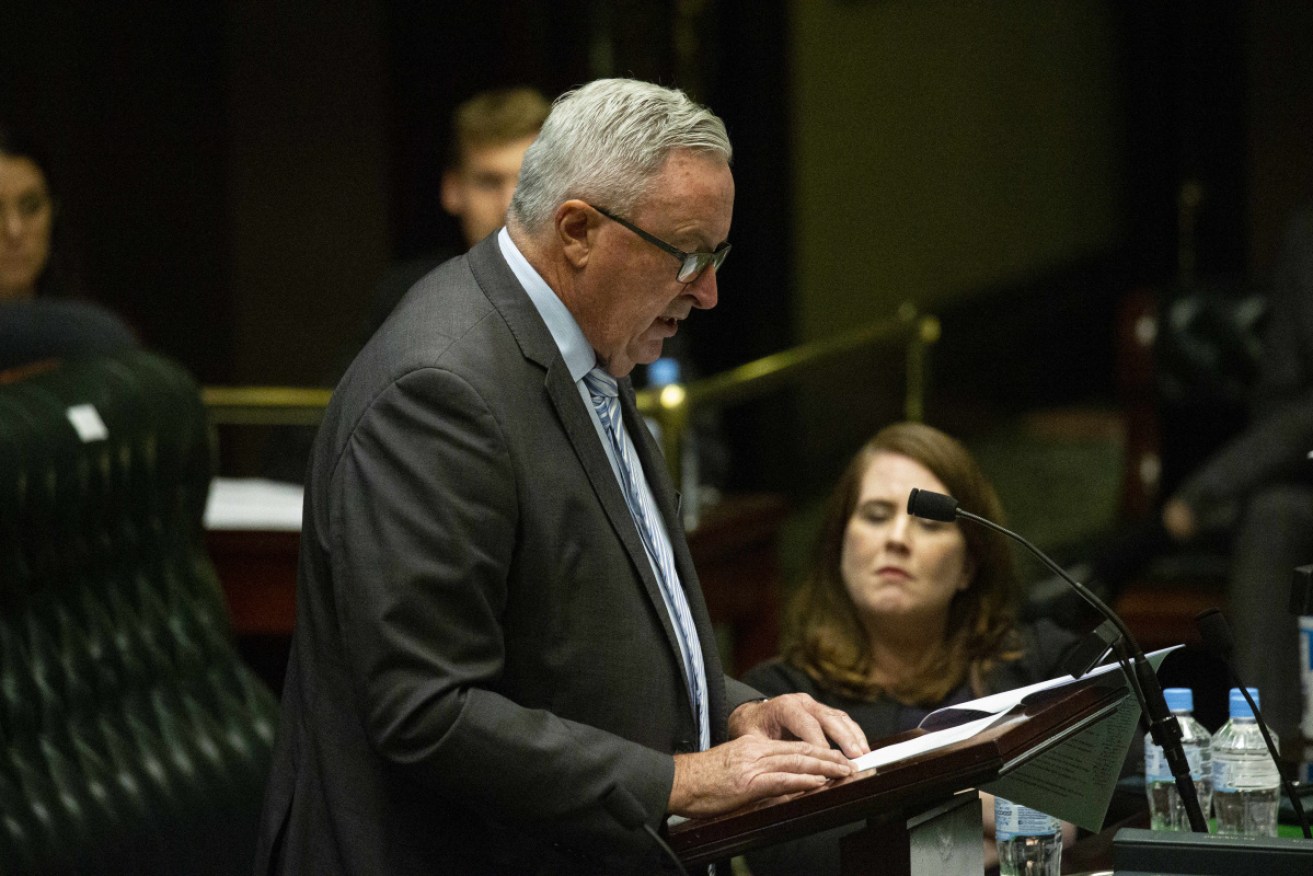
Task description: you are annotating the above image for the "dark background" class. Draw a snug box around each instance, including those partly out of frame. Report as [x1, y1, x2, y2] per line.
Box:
[2, 1, 1310, 499]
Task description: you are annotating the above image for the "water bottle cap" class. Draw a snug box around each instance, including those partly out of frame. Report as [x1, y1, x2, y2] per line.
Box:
[647, 357, 681, 387]
[1228, 687, 1260, 719]
[1163, 687, 1193, 713]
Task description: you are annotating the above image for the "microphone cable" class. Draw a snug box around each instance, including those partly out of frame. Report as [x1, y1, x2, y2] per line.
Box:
[907, 487, 1211, 833]
[1196, 608, 1311, 838]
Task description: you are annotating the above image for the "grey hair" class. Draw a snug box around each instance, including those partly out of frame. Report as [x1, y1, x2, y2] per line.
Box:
[508, 78, 732, 232]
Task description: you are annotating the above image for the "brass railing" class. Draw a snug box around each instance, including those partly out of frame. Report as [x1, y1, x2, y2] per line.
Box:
[202, 303, 939, 482]
[635, 303, 939, 482]
[202, 386, 333, 426]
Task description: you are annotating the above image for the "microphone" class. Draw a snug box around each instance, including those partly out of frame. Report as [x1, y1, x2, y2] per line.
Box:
[906, 487, 1210, 832]
[1196, 608, 1311, 837]
[906, 487, 959, 522]
[1291, 564, 1313, 615]
[603, 784, 690, 876]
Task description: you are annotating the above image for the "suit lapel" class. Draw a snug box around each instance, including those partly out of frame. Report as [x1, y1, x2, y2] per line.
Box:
[618, 382, 688, 587]
[468, 235, 719, 734]
[548, 366, 707, 733]
[467, 238, 648, 569]
[619, 380, 729, 736]
[544, 363, 664, 591]
[466, 236, 559, 369]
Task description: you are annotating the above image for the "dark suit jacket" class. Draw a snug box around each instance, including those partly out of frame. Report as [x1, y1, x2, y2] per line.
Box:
[255, 235, 759, 874]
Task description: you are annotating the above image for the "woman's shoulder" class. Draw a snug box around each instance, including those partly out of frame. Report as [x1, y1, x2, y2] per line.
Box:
[741, 658, 821, 699]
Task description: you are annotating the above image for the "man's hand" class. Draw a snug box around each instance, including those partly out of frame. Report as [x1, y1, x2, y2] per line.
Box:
[728, 693, 870, 759]
[668, 735, 855, 818]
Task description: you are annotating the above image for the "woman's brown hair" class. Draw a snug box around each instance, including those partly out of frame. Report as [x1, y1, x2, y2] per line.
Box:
[782, 422, 1023, 705]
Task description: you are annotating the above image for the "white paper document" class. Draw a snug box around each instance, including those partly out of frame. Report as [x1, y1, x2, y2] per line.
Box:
[849, 646, 1181, 832]
[849, 711, 1014, 773]
[203, 477, 305, 531]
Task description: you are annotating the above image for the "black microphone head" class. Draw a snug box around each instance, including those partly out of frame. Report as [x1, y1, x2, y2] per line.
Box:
[907, 488, 959, 522]
[1196, 608, 1235, 661]
[1291, 565, 1313, 616]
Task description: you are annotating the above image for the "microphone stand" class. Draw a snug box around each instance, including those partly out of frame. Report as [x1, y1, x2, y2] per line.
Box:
[907, 488, 1210, 833]
[1196, 608, 1312, 838]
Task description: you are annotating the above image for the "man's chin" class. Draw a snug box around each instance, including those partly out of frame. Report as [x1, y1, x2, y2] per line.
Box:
[631, 342, 668, 369]
[605, 336, 669, 378]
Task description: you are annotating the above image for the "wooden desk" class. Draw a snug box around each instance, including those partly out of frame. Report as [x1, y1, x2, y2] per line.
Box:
[206, 527, 301, 637]
[207, 492, 789, 683]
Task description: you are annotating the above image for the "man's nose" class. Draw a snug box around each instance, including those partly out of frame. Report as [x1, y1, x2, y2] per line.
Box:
[686, 265, 718, 310]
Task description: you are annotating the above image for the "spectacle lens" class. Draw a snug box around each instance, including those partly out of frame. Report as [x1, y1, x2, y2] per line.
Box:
[592, 204, 730, 284]
[677, 245, 731, 284]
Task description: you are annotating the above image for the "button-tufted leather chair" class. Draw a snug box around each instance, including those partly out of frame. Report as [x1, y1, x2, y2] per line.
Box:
[0, 349, 278, 874]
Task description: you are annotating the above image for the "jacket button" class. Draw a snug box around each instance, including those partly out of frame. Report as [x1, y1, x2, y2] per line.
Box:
[673, 739, 694, 754]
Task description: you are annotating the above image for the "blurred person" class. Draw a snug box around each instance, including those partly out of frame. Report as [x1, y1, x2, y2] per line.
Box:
[255, 78, 870, 875]
[1032, 203, 1313, 741]
[261, 87, 549, 482]
[441, 85, 548, 247]
[367, 86, 551, 334]
[0, 123, 135, 370]
[743, 421, 1080, 874]
[1157, 203, 1313, 742]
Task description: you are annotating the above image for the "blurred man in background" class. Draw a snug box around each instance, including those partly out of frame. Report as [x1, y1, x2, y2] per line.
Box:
[366, 86, 551, 341]
[262, 87, 550, 482]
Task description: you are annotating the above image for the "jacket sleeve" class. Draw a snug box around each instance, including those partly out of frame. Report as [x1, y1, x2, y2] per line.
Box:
[724, 675, 767, 720]
[327, 365, 674, 853]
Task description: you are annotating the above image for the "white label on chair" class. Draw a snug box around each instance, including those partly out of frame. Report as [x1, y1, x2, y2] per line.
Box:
[66, 404, 109, 442]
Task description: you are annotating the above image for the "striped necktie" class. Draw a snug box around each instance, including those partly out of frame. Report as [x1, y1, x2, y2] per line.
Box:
[583, 367, 709, 751]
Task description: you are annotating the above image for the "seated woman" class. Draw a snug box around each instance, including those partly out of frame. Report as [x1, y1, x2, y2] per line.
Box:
[1, 122, 136, 371]
[742, 421, 1079, 874]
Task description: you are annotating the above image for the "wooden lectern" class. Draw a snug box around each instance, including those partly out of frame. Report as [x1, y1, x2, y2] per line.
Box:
[670, 679, 1131, 876]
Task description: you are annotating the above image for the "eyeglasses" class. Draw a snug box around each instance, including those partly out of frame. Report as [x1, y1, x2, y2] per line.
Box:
[591, 204, 730, 284]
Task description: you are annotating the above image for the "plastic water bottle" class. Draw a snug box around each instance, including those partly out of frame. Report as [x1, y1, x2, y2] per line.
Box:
[1211, 687, 1280, 836]
[1144, 687, 1213, 830]
[1300, 615, 1313, 740]
[994, 796, 1062, 875]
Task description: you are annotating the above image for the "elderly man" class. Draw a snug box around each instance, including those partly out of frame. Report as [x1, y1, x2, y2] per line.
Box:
[255, 78, 869, 875]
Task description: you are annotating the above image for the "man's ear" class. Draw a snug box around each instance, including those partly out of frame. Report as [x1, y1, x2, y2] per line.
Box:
[440, 169, 463, 218]
[556, 200, 596, 269]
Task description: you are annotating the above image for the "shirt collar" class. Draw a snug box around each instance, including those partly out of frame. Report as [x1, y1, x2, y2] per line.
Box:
[497, 227, 596, 383]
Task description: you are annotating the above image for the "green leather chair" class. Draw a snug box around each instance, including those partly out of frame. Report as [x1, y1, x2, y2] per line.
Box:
[0, 349, 278, 874]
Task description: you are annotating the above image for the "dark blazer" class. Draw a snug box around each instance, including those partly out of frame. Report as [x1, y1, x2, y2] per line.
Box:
[254, 235, 759, 874]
